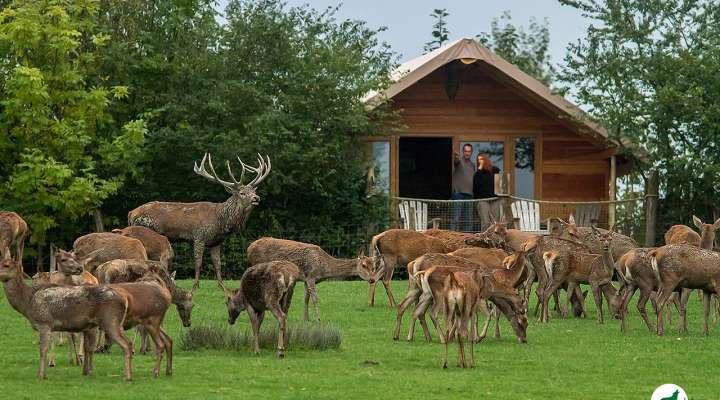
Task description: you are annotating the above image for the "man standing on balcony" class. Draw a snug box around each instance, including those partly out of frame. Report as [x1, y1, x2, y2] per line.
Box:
[451, 143, 475, 231]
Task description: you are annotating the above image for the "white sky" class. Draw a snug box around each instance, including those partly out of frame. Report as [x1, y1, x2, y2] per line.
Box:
[216, 0, 591, 68]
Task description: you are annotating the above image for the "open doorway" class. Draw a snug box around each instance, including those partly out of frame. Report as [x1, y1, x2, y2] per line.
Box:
[399, 137, 452, 199]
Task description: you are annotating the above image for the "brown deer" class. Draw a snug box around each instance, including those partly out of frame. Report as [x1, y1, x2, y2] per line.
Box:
[424, 229, 484, 251]
[615, 248, 683, 332]
[402, 246, 529, 343]
[541, 228, 622, 324]
[129, 153, 271, 290]
[368, 229, 449, 307]
[32, 249, 99, 367]
[665, 216, 720, 248]
[558, 215, 639, 262]
[95, 259, 193, 354]
[72, 232, 148, 271]
[415, 266, 528, 368]
[222, 261, 300, 358]
[247, 237, 375, 321]
[109, 281, 174, 377]
[650, 244, 720, 336]
[0, 211, 28, 272]
[112, 226, 174, 268]
[0, 258, 134, 380]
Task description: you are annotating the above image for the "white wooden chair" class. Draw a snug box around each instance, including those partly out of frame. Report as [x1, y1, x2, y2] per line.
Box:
[510, 199, 549, 235]
[398, 200, 428, 232]
[574, 204, 601, 227]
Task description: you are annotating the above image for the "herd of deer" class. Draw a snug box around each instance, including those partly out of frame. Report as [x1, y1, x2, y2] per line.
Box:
[2, 152, 720, 378]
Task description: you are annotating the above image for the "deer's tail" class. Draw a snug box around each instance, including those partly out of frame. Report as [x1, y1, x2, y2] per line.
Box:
[648, 249, 662, 287]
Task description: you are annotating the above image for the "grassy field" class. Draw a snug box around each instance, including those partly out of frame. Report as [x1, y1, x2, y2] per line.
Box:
[0, 279, 716, 399]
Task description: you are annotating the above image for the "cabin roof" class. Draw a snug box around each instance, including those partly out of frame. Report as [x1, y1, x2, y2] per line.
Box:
[364, 38, 646, 163]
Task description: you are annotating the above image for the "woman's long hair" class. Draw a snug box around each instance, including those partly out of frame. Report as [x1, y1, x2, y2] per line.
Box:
[477, 154, 493, 172]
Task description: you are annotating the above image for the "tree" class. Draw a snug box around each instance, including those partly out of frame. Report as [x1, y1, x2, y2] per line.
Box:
[476, 11, 556, 85]
[0, 0, 147, 247]
[424, 8, 450, 53]
[559, 0, 720, 239]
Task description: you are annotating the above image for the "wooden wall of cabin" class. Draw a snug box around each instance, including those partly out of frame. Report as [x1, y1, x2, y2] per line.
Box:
[390, 60, 612, 215]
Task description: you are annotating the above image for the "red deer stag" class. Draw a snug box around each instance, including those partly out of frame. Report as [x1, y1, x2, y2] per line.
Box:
[665, 216, 720, 249]
[112, 226, 174, 268]
[129, 153, 271, 290]
[223, 261, 300, 358]
[0, 211, 28, 273]
[0, 258, 134, 380]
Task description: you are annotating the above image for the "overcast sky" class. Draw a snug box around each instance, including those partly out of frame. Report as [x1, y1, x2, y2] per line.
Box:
[217, 0, 591, 68]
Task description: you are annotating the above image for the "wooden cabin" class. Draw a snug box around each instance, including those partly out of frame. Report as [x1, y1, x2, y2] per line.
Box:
[362, 38, 636, 226]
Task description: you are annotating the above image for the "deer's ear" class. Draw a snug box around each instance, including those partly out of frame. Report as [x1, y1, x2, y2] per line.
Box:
[693, 215, 703, 229]
[713, 217, 720, 229]
[568, 214, 576, 225]
[170, 271, 177, 280]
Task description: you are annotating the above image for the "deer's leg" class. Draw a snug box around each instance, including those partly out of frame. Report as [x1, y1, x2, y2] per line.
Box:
[306, 281, 321, 321]
[591, 284, 604, 324]
[16, 232, 25, 273]
[303, 282, 311, 322]
[476, 301, 491, 343]
[143, 322, 166, 378]
[619, 284, 636, 332]
[655, 285, 676, 336]
[68, 333, 79, 366]
[542, 281, 563, 323]
[458, 319, 467, 369]
[703, 291, 711, 337]
[368, 281, 377, 307]
[494, 304, 501, 338]
[679, 288, 690, 333]
[192, 240, 205, 291]
[247, 308, 264, 355]
[635, 287, 654, 332]
[82, 329, 97, 377]
[268, 303, 287, 358]
[394, 283, 420, 340]
[429, 302, 445, 344]
[523, 266, 535, 306]
[38, 327, 52, 379]
[381, 279, 397, 308]
[407, 291, 432, 342]
[107, 326, 133, 381]
[442, 306, 451, 369]
[209, 245, 224, 286]
[48, 331, 57, 368]
[159, 328, 173, 376]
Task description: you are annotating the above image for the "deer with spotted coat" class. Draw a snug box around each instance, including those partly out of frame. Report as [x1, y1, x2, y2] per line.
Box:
[128, 153, 271, 290]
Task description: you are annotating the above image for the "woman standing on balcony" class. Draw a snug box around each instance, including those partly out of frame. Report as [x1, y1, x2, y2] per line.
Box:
[473, 154, 500, 231]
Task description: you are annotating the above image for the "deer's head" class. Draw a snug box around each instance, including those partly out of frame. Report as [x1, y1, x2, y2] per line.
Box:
[355, 249, 378, 283]
[194, 153, 271, 228]
[693, 215, 720, 248]
[56, 249, 83, 275]
[0, 258, 19, 281]
[221, 283, 243, 325]
[167, 271, 194, 328]
[558, 214, 581, 239]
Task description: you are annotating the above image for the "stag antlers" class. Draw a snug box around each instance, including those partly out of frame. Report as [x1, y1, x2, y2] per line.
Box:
[193, 153, 271, 191]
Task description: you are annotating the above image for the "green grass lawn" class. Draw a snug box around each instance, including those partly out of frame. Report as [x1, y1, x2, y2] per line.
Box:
[0, 279, 716, 399]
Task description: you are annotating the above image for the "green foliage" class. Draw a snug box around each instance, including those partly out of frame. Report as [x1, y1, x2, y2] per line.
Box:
[423, 8, 449, 53]
[0, 0, 147, 245]
[559, 0, 720, 237]
[476, 11, 556, 85]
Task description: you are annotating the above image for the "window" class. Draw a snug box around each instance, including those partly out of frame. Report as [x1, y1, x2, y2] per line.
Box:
[364, 141, 390, 195]
[514, 137, 535, 199]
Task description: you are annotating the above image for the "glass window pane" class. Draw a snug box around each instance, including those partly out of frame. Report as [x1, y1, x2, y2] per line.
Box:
[515, 137, 535, 199]
[459, 141, 504, 173]
[363, 141, 390, 195]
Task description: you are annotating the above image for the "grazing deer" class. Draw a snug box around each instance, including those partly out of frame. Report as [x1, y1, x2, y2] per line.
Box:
[0, 258, 134, 380]
[665, 216, 720, 248]
[650, 244, 720, 336]
[222, 261, 300, 358]
[368, 229, 449, 307]
[112, 226, 174, 268]
[0, 211, 28, 273]
[402, 246, 529, 343]
[96, 259, 193, 354]
[129, 153, 271, 290]
[73, 232, 148, 271]
[247, 237, 375, 321]
[416, 266, 527, 367]
[541, 228, 622, 324]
